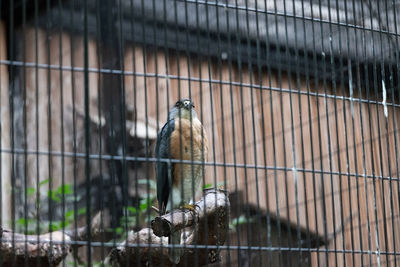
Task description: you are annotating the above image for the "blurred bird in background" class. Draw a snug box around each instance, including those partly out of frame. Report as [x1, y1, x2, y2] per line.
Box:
[155, 98, 208, 264]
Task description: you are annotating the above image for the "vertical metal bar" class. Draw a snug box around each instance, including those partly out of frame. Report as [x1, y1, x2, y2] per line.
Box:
[268, 1, 283, 264]
[182, 1, 195, 265]
[172, 2, 183, 236]
[259, 1, 274, 265]
[45, 3, 53, 256]
[374, 1, 394, 266]
[378, 1, 397, 266]
[316, 1, 337, 266]
[20, 0, 29, 266]
[242, 0, 263, 265]
[372, 0, 390, 265]
[221, 0, 234, 260]
[83, 0, 92, 263]
[389, 0, 400, 265]
[56, 2, 66, 267]
[232, 0, 253, 265]
[383, 1, 398, 265]
[34, 0, 41, 265]
[94, 0, 106, 265]
[302, 1, 326, 266]
[7, 0, 16, 265]
[193, 0, 207, 264]
[298, 0, 313, 264]
[354, 2, 373, 265]
[344, 1, 361, 266]
[282, 1, 303, 265]
[326, 1, 342, 265]
[0, 0, 3, 263]
[252, 0, 268, 266]
[128, 0, 141, 265]
[272, 0, 293, 265]
[151, 1, 161, 264]
[69, 0, 80, 266]
[308, 0, 326, 265]
[222, 0, 241, 263]
[116, 0, 128, 248]
[203, 0, 217, 261]
[139, 0, 152, 263]
[360, 1, 381, 265]
[381, 1, 398, 266]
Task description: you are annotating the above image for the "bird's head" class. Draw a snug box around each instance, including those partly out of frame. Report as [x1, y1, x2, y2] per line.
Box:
[169, 98, 197, 120]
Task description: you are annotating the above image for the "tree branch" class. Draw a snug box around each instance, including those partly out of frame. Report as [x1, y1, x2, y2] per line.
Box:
[109, 189, 230, 267]
[0, 212, 102, 267]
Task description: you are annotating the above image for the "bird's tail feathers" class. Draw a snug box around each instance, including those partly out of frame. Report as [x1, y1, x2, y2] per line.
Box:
[168, 230, 183, 264]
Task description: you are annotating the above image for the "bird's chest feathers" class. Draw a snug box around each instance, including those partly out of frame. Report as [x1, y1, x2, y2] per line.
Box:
[170, 118, 205, 161]
[170, 118, 207, 189]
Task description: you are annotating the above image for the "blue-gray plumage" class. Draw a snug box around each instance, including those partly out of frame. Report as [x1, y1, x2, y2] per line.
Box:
[155, 98, 208, 264]
[155, 119, 175, 215]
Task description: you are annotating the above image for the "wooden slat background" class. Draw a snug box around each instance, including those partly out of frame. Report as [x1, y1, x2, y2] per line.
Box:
[0, 21, 11, 226]
[1, 27, 399, 266]
[126, 45, 400, 266]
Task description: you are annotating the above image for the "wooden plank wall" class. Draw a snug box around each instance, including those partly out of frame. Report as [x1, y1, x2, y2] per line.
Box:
[5, 27, 400, 266]
[19, 28, 101, 191]
[126, 45, 400, 267]
[0, 20, 11, 227]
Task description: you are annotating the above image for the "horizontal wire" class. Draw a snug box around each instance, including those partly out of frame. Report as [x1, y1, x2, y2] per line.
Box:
[0, 59, 399, 109]
[1, 147, 399, 182]
[0, 237, 398, 255]
[177, 0, 400, 38]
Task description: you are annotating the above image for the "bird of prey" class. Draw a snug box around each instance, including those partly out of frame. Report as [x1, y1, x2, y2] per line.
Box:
[155, 98, 208, 264]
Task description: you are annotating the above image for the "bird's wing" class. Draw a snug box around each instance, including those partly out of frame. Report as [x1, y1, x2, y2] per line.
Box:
[155, 119, 175, 215]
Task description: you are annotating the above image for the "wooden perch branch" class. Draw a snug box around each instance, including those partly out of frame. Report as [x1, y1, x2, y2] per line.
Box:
[0, 212, 102, 267]
[109, 189, 230, 267]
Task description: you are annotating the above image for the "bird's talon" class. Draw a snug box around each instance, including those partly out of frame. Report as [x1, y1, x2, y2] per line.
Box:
[179, 203, 196, 212]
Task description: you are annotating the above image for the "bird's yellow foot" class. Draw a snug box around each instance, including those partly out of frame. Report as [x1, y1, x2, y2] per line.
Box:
[179, 202, 196, 212]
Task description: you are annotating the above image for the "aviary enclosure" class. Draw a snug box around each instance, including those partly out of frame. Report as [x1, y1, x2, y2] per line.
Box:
[0, 0, 399, 266]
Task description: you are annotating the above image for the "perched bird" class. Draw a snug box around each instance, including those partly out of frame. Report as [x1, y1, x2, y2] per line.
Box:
[155, 98, 208, 264]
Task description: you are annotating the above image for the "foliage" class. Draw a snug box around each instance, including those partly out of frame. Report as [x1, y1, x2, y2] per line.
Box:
[229, 214, 256, 232]
[203, 181, 227, 190]
[15, 178, 85, 234]
[114, 178, 157, 236]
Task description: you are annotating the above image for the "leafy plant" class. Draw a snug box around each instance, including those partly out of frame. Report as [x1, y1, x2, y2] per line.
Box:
[15, 179, 85, 234]
[114, 179, 158, 237]
[229, 214, 256, 232]
[203, 181, 227, 190]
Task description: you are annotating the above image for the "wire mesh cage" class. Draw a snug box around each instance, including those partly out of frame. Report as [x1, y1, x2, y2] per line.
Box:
[0, 0, 400, 266]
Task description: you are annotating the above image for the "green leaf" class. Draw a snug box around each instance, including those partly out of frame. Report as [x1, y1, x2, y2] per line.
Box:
[139, 198, 151, 211]
[115, 227, 123, 235]
[65, 195, 81, 202]
[56, 184, 74, 196]
[126, 206, 137, 214]
[48, 190, 61, 203]
[26, 187, 36, 197]
[59, 220, 70, 228]
[39, 178, 50, 186]
[203, 183, 213, 189]
[231, 215, 247, 226]
[77, 208, 86, 215]
[16, 218, 26, 226]
[65, 210, 74, 219]
[49, 222, 61, 231]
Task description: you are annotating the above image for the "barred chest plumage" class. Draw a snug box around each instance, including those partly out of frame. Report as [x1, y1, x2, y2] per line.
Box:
[166, 117, 208, 210]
